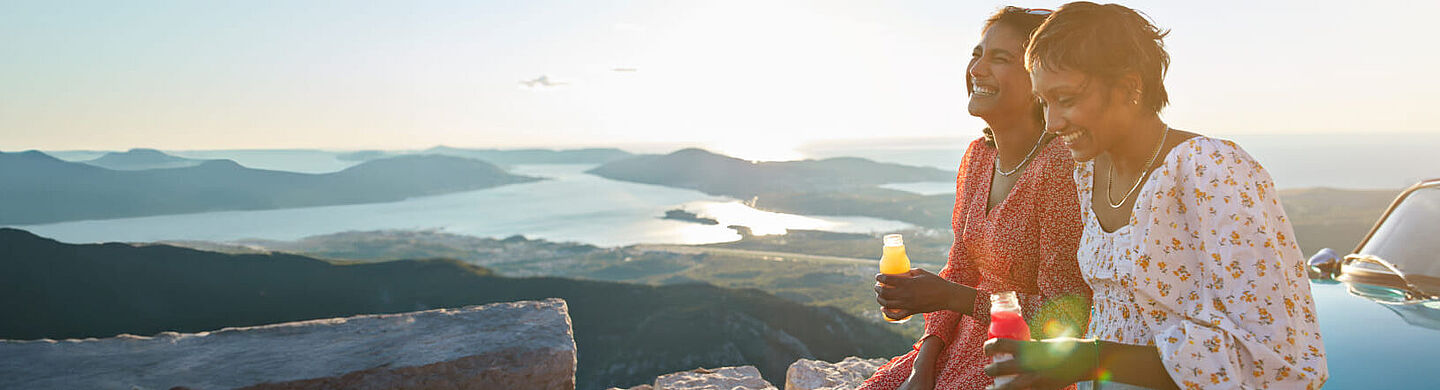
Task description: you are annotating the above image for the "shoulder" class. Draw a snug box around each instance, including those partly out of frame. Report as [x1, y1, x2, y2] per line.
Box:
[965, 134, 994, 153]
[1165, 135, 1259, 167]
[957, 134, 996, 169]
[1030, 137, 1078, 183]
[1164, 135, 1272, 186]
[1034, 136, 1076, 171]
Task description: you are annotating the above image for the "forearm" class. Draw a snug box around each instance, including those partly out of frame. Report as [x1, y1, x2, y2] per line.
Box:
[912, 336, 947, 375]
[1096, 341, 1179, 390]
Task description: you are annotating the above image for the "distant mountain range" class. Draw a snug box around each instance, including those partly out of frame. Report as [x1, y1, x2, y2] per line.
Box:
[0, 229, 908, 389]
[83, 148, 209, 170]
[339, 146, 634, 165]
[0, 151, 540, 225]
[588, 148, 953, 197]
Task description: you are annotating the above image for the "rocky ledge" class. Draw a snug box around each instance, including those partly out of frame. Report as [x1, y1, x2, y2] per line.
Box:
[608, 356, 887, 390]
[0, 298, 577, 390]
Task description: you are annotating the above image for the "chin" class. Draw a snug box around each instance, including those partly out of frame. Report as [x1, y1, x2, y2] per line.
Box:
[1067, 147, 1099, 163]
[1061, 140, 1100, 162]
[967, 102, 989, 117]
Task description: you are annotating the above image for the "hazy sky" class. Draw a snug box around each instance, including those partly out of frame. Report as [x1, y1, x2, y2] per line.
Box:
[4, 0, 1437, 160]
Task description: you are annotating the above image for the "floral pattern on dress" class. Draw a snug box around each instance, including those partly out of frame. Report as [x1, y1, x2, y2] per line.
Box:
[861, 136, 1092, 390]
[1076, 137, 1327, 389]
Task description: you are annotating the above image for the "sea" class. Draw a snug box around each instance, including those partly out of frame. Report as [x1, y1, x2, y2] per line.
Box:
[10, 163, 912, 247]
[22, 133, 1438, 247]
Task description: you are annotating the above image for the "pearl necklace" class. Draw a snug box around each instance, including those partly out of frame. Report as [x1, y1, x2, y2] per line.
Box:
[994, 129, 1048, 177]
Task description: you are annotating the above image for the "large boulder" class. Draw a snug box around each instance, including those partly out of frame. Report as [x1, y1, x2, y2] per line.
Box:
[0, 299, 576, 390]
[653, 366, 777, 390]
[784, 357, 888, 390]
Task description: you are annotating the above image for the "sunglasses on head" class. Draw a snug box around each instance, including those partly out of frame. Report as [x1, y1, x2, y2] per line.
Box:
[1004, 6, 1053, 15]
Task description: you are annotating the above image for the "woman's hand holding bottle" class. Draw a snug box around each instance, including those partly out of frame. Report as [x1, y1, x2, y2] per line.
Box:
[874, 268, 978, 318]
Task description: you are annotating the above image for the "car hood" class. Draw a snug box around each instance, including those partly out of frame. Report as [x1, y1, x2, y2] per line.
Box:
[1312, 281, 1440, 388]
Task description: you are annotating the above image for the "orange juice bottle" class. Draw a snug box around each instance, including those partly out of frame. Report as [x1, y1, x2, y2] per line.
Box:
[879, 233, 912, 323]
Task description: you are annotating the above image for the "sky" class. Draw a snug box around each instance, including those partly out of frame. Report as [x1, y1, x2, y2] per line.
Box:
[3, 0, 1438, 160]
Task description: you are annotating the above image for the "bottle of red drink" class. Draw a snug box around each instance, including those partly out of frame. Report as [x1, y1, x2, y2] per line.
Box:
[988, 291, 1030, 387]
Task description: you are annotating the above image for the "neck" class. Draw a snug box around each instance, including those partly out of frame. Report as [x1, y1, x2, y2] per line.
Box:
[1106, 114, 1166, 176]
[985, 114, 1045, 167]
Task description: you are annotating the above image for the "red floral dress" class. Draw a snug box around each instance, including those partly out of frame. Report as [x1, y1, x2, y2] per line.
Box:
[860, 136, 1092, 390]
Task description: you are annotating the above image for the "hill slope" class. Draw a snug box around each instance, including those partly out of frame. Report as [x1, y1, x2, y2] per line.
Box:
[0, 151, 540, 225]
[589, 148, 956, 229]
[83, 148, 207, 170]
[588, 148, 953, 197]
[0, 229, 908, 389]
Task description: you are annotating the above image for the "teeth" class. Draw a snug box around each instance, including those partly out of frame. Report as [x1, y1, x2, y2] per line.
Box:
[972, 85, 997, 96]
[1058, 129, 1084, 143]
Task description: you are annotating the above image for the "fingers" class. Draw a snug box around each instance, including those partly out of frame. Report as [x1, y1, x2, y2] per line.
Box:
[982, 338, 1019, 357]
[982, 357, 1023, 378]
[988, 373, 1042, 390]
[876, 273, 911, 286]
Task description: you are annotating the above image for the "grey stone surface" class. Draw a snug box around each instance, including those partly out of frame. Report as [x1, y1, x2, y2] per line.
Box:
[653, 366, 777, 390]
[784, 357, 888, 390]
[0, 298, 576, 390]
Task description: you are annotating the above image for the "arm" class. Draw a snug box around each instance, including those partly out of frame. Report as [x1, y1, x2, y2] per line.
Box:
[917, 139, 985, 348]
[1019, 156, 1091, 340]
[982, 337, 1180, 390]
[1128, 139, 1327, 389]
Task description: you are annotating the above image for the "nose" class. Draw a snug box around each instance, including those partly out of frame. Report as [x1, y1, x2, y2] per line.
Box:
[1043, 105, 1066, 134]
[967, 56, 986, 80]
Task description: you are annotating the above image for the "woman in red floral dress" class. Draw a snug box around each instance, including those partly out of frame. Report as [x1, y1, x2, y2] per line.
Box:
[861, 7, 1092, 390]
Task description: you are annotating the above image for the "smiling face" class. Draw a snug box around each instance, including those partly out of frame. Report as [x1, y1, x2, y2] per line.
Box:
[1031, 66, 1139, 162]
[967, 25, 1038, 122]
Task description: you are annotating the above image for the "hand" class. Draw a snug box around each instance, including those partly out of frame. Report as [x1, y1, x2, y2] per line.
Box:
[897, 366, 936, 390]
[875, 268, 976, 317]
[982, 337, 1098, 390]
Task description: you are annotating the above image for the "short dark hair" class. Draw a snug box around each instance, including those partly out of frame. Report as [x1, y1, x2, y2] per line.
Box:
[1025, 2, 1170, 114]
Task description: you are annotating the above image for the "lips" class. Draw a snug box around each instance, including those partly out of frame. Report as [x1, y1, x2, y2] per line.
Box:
[971, 80, 998, 97]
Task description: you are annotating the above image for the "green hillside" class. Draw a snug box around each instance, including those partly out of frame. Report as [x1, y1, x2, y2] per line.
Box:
[0, 228, 908, 389]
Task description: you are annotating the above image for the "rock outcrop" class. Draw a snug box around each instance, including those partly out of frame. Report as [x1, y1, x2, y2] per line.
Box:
[784, 357, 888, 390]
[653, 366, 777, 390]
[0, 299, 576, 390]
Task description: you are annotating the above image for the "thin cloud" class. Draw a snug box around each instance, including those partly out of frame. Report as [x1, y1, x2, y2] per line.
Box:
[519, 75, 570, 89]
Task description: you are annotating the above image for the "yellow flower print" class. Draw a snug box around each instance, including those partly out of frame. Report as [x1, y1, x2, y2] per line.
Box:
[1176, 265, 1193, 281]
[1226, 260, 1244, 279]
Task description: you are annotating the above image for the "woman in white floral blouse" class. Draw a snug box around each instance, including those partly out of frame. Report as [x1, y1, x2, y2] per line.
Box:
[981, 2, 1328, 389]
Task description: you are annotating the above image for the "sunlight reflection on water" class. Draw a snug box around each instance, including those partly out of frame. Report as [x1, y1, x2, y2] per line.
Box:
[12, 164, 915, 247]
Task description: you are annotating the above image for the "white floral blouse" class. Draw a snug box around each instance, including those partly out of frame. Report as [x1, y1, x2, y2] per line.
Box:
[1076, 136, 1328, 389]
